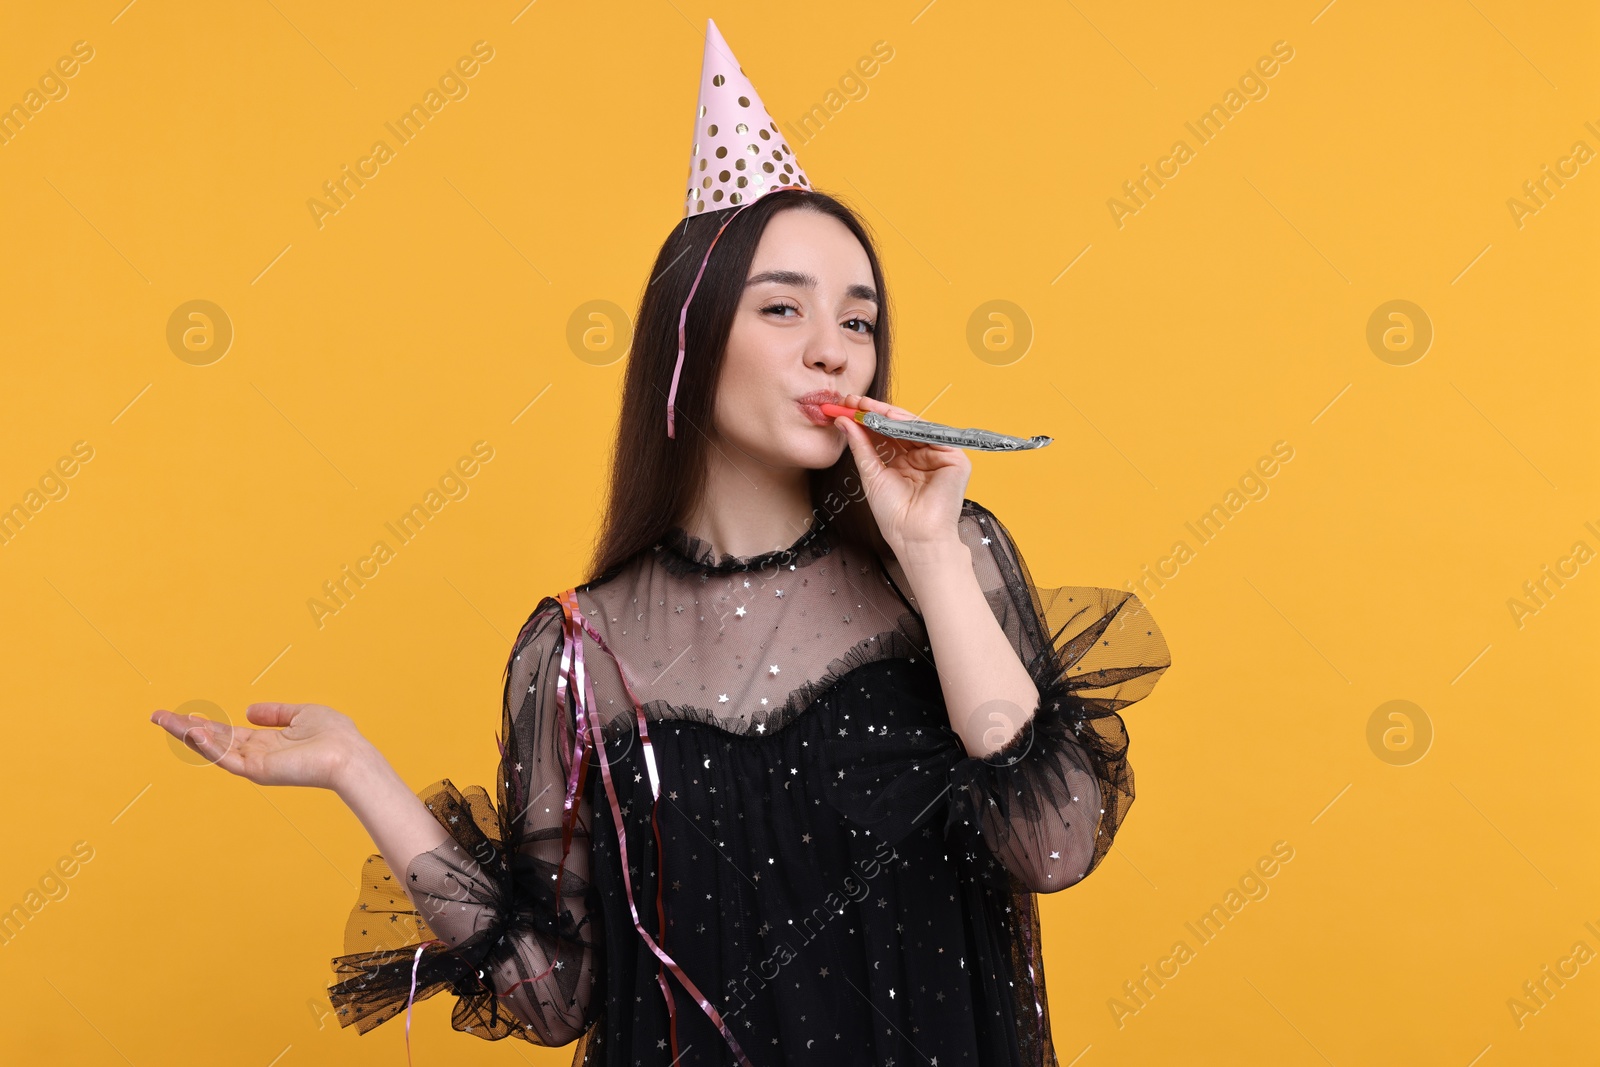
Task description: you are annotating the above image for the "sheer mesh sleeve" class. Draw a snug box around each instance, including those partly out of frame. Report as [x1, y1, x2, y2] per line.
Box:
[947, 500, 1171, 894]
[327, 596, 604, 1046]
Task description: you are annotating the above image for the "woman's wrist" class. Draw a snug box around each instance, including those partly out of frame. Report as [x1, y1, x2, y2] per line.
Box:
[330, 735, 457, 900]
[895, 535, 970, 596]
[332, 734, 391, 802]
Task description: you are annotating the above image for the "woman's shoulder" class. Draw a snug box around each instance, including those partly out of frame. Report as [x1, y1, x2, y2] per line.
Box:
[513, 550, 642, 638]
[508, 594, 567, 661]
[512, 581, 607, 646]
[514, 558, 649, 666]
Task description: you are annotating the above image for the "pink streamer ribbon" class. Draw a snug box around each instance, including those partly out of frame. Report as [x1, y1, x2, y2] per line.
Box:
[405, 938, 441, 1067]
[396, 582, 764, 1065]
[550, 588, 757, 1065]
[397, 580, 766, 1064]
[667, 185, 809, 439]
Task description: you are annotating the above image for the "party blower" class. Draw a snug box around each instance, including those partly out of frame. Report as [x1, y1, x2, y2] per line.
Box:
[818, 402, 1053, 452]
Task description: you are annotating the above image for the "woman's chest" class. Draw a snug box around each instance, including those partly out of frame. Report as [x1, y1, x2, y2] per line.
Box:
[583, 656, 963, 872]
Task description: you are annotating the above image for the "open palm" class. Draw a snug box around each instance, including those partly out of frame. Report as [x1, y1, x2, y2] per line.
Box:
[148, 702, 364, 792]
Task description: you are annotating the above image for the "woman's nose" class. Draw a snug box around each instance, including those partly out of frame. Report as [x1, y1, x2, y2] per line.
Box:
[806, 325, 850, 371]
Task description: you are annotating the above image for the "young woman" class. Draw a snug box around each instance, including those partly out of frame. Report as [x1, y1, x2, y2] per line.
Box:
[149, 187, 1169, 1065]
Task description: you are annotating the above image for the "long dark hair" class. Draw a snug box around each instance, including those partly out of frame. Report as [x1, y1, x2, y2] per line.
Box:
[584, 188, 896, 584]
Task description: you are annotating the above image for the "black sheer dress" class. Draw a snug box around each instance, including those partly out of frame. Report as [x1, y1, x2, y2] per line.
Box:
[328, 499, 1170, 1066]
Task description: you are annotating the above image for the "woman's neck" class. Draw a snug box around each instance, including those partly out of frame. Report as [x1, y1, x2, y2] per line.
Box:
[681, 470, 818, 561]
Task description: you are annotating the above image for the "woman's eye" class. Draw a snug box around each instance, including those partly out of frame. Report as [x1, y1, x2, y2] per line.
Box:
[761, 304, 875, 335]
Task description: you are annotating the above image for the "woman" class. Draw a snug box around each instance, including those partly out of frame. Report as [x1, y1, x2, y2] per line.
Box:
[149, 185, 1170, 1065]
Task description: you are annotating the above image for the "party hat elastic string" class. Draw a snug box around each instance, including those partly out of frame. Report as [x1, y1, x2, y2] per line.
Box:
[667, 183, 807, 438]
[667, 18, 813, 438]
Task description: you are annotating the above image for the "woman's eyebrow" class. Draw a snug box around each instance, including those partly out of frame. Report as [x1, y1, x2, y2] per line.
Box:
[745, 269, 878, 305]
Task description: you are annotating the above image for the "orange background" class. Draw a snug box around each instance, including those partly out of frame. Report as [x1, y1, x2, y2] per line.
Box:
[0, 1, 1595, 1063]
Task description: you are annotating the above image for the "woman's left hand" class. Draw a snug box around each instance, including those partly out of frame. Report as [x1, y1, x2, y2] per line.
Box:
[833, 393, 970, 555]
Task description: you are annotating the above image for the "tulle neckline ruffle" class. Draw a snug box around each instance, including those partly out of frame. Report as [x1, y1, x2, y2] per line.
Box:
[655, 508, 836, 575]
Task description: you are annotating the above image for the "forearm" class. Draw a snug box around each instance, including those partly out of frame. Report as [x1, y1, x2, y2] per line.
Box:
[335, 741, 455, 915]
[898, 537, 1041, 757]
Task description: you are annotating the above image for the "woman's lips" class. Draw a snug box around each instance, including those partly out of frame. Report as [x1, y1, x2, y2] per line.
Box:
[796, 392, 849, 426]
[797, 400, 836, 426]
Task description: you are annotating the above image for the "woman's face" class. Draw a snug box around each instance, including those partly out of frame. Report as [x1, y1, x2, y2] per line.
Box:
[710, 207, 879, 469]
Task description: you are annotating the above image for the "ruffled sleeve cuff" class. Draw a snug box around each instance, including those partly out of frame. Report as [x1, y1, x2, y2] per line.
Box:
[327, 778, 600, 1042]
[947, 584, 1169, 892]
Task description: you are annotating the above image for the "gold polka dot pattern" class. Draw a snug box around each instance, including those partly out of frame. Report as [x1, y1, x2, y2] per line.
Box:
[683, 18, 811, 217]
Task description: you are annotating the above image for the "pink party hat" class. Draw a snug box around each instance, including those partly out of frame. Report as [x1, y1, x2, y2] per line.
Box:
[683, 18, 811, 216]
[667, 19, 812, 438]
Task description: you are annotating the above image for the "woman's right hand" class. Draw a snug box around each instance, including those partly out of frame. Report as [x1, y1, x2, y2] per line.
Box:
[148, 702, 369, 793]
